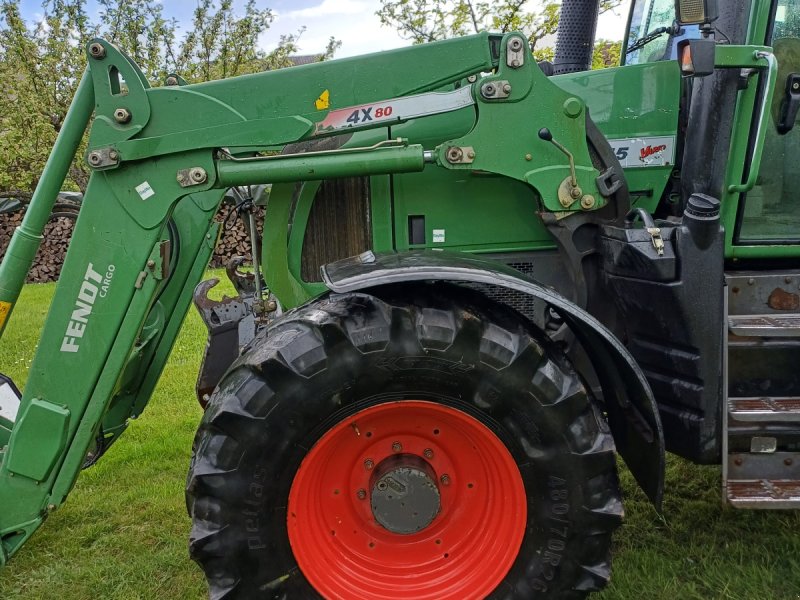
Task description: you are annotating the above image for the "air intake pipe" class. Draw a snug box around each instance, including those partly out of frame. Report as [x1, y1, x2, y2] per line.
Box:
[553, 0, 600, 74]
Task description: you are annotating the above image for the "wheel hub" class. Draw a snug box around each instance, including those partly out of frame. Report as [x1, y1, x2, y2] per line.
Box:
[371, 454, 440, 534]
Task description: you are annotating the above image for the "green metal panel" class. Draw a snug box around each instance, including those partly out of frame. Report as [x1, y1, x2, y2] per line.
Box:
[392, 169, 554, 252]
[5, 400, 70, 482]
[553, 61, 682, 212]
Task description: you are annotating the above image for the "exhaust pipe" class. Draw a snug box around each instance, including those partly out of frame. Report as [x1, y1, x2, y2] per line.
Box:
[553, 0, 600, 75]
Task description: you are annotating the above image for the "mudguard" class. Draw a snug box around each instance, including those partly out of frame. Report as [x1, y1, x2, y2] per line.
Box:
[322, 249, 665, 509]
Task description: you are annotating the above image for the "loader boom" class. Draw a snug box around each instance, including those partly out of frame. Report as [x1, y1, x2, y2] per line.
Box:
[0, 31, 616, 565]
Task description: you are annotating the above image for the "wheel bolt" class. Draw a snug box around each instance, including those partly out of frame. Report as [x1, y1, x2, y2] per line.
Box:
[440, 474, 451, 485]
[785, 458, 793, 466]
[356, 489, 367, 500]
[423, 448, 434, 459]
[392, 441, 402, 452]
[364, 459, 374, 470]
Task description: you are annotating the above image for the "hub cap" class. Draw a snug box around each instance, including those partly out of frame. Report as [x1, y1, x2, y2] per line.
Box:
[287, 400, 527, 599]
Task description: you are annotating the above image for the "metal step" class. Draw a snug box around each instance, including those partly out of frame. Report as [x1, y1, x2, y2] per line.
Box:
[727, 479, 800, 508]
[729, 397, 800, 422]
[728, 314, 800, 337]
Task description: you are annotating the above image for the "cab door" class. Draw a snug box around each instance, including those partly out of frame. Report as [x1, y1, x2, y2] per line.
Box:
[732, 0, 800, 252]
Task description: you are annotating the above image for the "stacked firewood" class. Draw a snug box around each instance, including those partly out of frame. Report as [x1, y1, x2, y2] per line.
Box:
[209, 203, 265, 268]
[0, 204, 264, 283]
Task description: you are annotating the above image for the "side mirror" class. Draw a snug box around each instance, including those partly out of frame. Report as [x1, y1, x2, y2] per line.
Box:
[674, 0, 718, 26]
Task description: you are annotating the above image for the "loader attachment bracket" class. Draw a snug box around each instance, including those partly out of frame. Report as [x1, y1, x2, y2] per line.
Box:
[322, 250, 665, 509]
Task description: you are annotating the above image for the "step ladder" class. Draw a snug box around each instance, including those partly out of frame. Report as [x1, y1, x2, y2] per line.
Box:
[724, 273, 800, 508]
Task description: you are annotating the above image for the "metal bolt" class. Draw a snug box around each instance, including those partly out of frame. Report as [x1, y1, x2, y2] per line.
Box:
[734, 457, 743, 466]
[747, 278, 755, 285]
[785, 277, 792, 284]
[423, 448, 434, 459]
[89, 42, 105, 59]
[466, 150, 476, 160]
[189, 167, 208, 184]
[467, 74, 477, 83]
[391, 441, 402, 452]
[88, 152, 102, 166]
[481, 83, 495, 98]
[108, 150, 119, 161]
[580, 195, 596, 210]
[785, 458, 794, 466]
[446, 147, 464, 163]
[377, 480, 388, 491]
[114, 108, 131, 124]
[47, 504, 56, 512]
[794, 81, 799, 91]
[510, 39, 523, 51]
[511, 59, 520, 68]
[525, 153, 532, 161]
[146, 259, 156, 269]
[364, 459, 374, 471]
[356, 488, 367, 500]
[502, 83, 512, 94]
[166, 76, 179, 86]
[570, 186, 583, 200]
[440, 474, 450, 486]
[266, 300, 278, 311]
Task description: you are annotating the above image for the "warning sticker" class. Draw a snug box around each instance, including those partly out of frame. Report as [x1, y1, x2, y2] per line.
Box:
[432, 229, 446, 243]
[135, 181, 155, 200]
[0, 301, 11, 329]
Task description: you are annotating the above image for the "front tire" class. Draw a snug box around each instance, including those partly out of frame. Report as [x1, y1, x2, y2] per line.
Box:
[187, 284, 622, 599]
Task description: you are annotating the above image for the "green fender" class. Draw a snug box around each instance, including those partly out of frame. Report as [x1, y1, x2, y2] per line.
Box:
[322, 249, 665, 509]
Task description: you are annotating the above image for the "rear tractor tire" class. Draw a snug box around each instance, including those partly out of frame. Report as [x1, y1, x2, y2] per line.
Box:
[186, 284, 623, 599]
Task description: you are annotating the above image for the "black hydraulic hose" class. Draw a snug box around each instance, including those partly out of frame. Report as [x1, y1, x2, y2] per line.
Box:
[625, 207, 657, 229]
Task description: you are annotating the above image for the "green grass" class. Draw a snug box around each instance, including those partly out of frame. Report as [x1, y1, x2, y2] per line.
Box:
[1, 280, 799, 599]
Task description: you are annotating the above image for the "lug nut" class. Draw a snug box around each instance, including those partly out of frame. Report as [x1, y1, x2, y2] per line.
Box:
[391, 441, 402, 452]
[440, 474, 451, 486]
[364, 459, 374, 471]
[356, 488, 367, 500]
[89, 42, 105, 59]
[423, 448, 434, 459]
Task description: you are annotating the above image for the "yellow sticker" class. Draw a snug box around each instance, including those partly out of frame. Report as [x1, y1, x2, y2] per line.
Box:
[0, 301, 11, 329]
[315, 89, 330, 111]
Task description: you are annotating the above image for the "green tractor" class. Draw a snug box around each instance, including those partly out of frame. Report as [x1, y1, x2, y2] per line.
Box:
[1, 0, 798, 596]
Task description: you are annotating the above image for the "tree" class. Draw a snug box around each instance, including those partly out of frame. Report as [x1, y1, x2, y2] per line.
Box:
[377, 0, 624, 52]
[0, 0, 340, 195]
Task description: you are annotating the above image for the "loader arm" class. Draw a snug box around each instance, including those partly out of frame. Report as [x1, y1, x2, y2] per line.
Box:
[0, 32, 617, 564]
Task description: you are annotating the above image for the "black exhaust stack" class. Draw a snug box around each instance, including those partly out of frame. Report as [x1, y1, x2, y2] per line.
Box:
[553, 0, 600, 74]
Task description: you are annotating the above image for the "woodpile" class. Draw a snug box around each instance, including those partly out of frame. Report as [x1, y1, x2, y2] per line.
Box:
[0, 203, 264, 283]
[209, 203, 265, 268]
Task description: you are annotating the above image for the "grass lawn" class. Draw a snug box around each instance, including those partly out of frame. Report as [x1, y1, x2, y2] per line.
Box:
[1, 279, 799, 599]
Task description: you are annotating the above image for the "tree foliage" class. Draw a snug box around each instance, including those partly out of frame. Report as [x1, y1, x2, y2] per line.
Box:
[0, 0, 339, 194]
[377, 0, 624, 54]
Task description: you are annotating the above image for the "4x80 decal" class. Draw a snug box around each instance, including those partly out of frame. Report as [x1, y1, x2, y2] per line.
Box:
[315, 86, 474, 134]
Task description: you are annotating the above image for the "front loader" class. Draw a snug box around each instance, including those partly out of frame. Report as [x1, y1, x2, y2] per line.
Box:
[1, 0, 799, 596]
